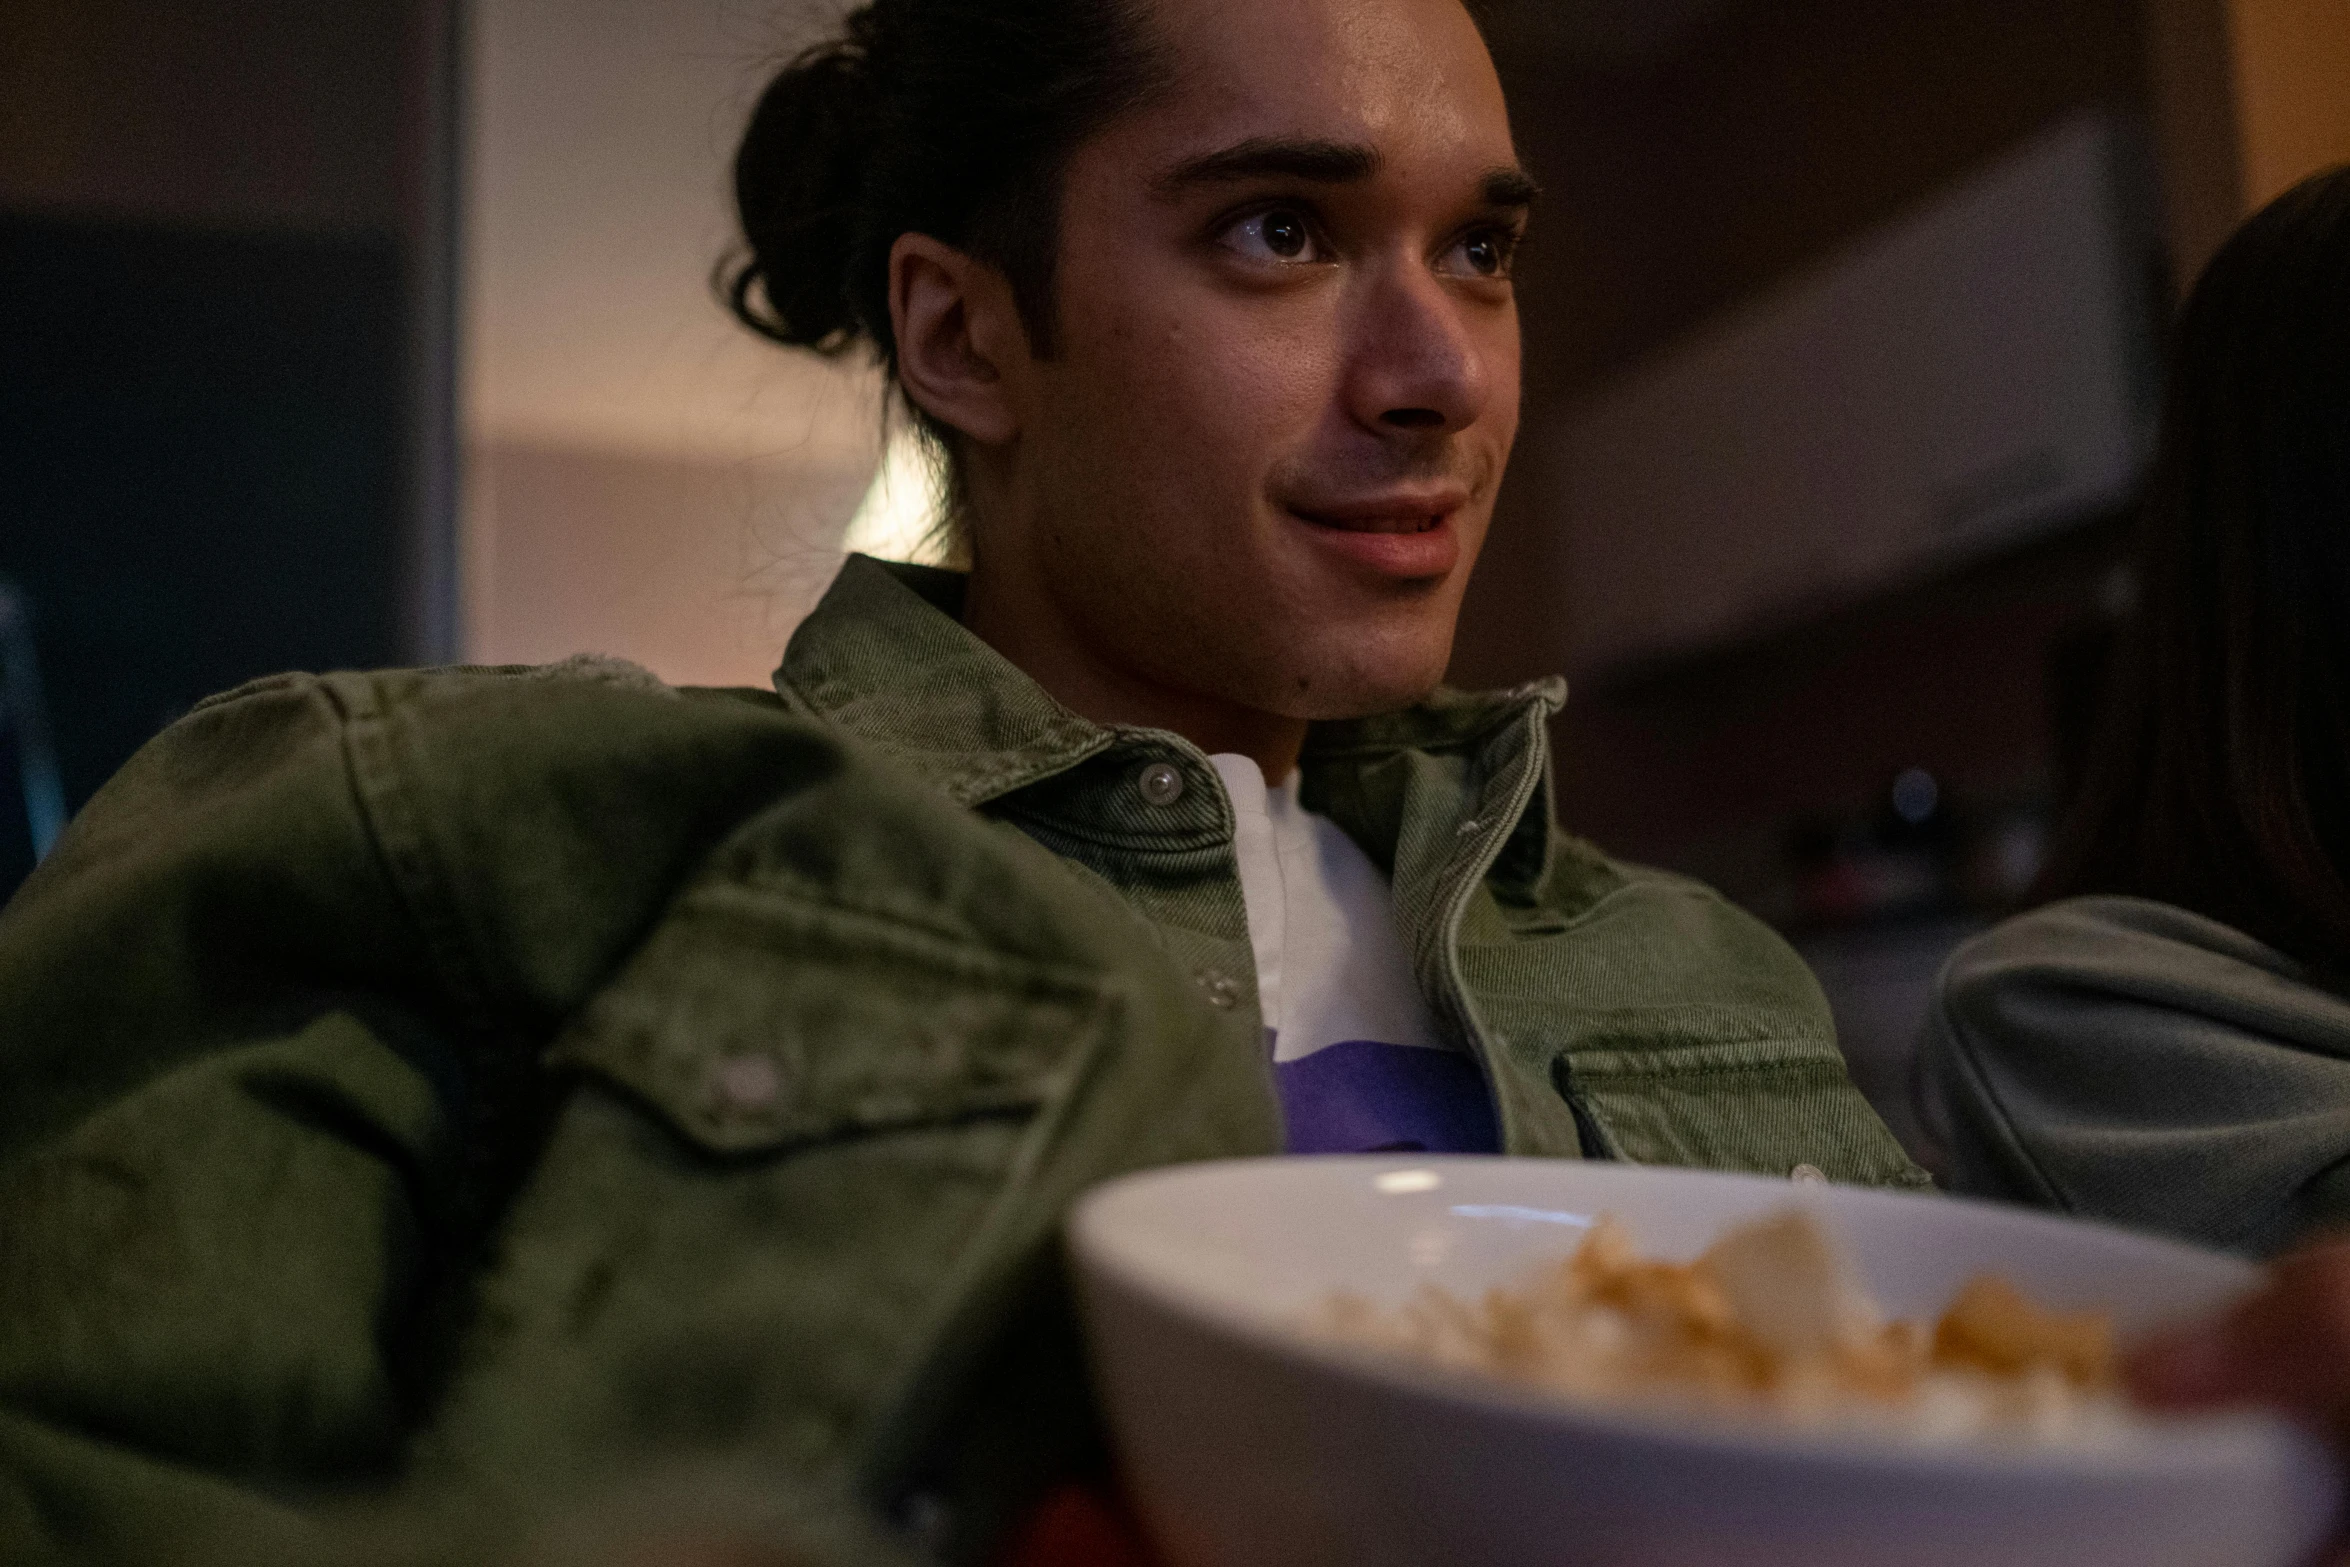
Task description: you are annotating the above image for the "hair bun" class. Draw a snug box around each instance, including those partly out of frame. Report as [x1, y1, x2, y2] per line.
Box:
[724, 10, 888, 353]
[722, 0, 1164, 375]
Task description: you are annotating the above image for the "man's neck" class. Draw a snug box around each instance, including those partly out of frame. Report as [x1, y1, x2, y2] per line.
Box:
[960, 562, 1309, 783]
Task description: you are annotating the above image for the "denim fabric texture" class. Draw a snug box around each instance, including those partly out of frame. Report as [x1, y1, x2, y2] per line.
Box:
[0, 556, 1918, 1566]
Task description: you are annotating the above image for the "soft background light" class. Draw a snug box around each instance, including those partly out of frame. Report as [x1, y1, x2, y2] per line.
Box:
[461, 0, 885, 685]
[843, 426, 953, 567]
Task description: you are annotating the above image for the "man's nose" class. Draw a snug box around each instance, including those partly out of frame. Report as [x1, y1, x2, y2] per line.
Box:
[1345, 261, 1493, 437]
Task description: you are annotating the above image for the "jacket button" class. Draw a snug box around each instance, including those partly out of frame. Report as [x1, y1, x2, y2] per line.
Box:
[1137, 761, 1186, 807]
[1193, 967, 1241, 1010]
[1790, 1163, 1827, 1185]
[712, 1053, 782, 1113]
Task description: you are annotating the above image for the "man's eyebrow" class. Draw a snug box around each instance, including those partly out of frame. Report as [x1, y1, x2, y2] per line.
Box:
[1480, 166, 1542, 211]
[1150, 138, 1542, 214]
[1151, 137, 1382, 197]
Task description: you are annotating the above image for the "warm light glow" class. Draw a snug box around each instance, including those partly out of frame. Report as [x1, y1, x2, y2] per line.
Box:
[2226, 0, 2350, 209]
[1374, 1169, 1444, 1194]
[843, 427, 950, 565]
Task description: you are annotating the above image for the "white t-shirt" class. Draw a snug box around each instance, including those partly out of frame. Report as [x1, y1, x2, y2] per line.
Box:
[1209, 753, 1500, 1155]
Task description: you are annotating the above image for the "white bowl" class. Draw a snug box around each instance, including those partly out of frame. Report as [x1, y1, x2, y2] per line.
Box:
[1068, 1157, 2339, 1567]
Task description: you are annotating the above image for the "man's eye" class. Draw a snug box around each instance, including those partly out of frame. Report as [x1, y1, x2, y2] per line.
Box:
[1443, 228, 1517, 279]
[1224, 208, 1322, 264]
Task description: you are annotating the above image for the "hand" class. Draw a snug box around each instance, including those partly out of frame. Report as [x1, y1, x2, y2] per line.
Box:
[2130, 1239, 2350, 1565]
[2128, 1235, 2350, 1445]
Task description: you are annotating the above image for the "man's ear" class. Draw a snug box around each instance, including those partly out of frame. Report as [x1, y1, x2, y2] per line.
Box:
[889, 233, 1026, 447]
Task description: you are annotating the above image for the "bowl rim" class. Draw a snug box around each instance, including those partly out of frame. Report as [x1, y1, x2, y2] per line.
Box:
[1068, 1155, 2323, 1484]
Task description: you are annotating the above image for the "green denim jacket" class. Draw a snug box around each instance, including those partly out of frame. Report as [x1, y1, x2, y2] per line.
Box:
[0, 556, 1918, 1566]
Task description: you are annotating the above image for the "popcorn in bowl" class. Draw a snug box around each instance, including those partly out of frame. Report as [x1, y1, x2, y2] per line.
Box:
[1317, 1207, 2134, 1445]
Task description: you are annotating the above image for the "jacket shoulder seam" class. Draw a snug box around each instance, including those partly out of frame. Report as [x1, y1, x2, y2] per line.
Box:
[321, 676, 501, 1027]
[188, 669, 314, 715]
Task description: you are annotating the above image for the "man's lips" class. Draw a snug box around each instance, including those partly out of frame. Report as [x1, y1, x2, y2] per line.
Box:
[1287, 489, 1472, 533]
[1284, 492, 1468, 579]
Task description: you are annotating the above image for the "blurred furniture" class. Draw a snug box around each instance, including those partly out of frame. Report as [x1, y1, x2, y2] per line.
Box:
[1556, 112, 2160, 679]
[1, 214, 416, 904]
[1, 0, 459, 902]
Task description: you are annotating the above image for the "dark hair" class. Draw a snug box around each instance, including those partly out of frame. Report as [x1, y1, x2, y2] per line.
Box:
[721, 0, 1168, 373]
[2035, 163, 2350, 969]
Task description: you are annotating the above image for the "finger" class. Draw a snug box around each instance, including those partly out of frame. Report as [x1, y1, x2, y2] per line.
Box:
[2127, 1320, 2243, 1406]
[2130, 1241, 2350, 1421]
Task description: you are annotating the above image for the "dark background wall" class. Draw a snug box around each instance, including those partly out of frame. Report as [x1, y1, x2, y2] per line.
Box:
[1456, 0, 2175, 905]
[0, 220, 408, 872]
[0, 0, 457, 897]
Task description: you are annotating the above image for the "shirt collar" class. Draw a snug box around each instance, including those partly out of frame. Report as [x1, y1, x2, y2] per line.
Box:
[775, 554, 1567, 805]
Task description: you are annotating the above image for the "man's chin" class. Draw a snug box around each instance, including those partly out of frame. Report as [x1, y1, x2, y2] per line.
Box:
[1258, 659, 1452, 724]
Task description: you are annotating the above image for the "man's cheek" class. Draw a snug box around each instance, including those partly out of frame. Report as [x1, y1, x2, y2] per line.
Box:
[1110, 363, 1276, 494]
[1155, 300, 1329, 411]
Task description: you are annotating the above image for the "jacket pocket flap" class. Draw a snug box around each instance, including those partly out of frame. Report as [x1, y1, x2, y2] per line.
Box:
[548, 883, 1107, 1155]
[1559, 1032, 1929, 1189]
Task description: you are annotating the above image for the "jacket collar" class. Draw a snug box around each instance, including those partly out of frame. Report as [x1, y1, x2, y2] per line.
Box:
[775, 554, 1566, 806]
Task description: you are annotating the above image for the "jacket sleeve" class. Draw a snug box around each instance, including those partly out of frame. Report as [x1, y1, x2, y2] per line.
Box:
[0, 1010, 464, 1564]
[0, 674, 470, 1561]
[0, 671, 931, 1566]
[1918, 895, 2350, 1256]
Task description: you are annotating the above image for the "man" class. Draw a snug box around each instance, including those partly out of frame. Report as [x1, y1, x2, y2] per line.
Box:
[0, 0, 1919, 1562]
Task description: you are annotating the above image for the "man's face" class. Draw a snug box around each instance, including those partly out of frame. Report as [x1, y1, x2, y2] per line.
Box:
[994, 0, 1527, 721]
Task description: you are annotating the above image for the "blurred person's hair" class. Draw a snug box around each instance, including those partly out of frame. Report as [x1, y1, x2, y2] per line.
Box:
[717, 0, 1171, 554]
[2036, 163, 2350, 970]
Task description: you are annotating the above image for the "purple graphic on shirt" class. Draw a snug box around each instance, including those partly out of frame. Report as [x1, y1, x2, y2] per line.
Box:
[1273, 1037, 1501, 1154]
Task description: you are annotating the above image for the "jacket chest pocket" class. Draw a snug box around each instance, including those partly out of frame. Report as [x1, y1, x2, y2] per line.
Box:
[1555, 1029, 1930, 1189]
[547, 882, 1112, 1157]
